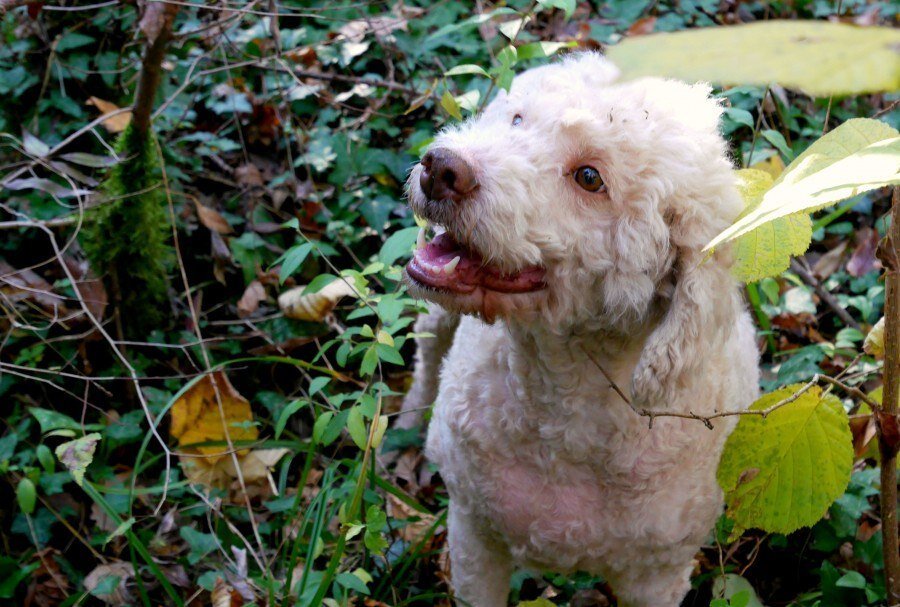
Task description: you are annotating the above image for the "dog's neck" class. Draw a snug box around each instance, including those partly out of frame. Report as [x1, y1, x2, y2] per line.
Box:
[503, 319, 652, 408]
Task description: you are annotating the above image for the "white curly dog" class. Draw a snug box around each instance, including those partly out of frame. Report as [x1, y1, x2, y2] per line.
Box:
[399, 53, 760, 607]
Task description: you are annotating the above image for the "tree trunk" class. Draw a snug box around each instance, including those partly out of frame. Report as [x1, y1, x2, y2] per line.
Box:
[879, 186, 900, 605]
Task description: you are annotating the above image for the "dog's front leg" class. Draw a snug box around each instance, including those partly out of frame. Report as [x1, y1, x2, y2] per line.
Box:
[448, 505, 513, 607]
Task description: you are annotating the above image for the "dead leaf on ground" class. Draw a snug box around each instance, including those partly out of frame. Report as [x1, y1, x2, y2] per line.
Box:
[211, 577, 243, 607]
[278, 279, 358, 321]
[234, 163, 263, 188]
[237, 280, 266, 317]
[86, 97, 132, 133]
[812, 241, 848, 279]
[847, 227, 881, 277]
[25, 548, 71, 607]
[386, 493, 437, 543]
[196, 201, 233, 234]
[626, 16, 657, 36]
[170, 372, 257, 461]
[83, 561, 135, 606]
[172, 372, 289, 492]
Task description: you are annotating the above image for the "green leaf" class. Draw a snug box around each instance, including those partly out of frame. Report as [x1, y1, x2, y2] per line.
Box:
[536, 0, 576, 19]
[379, 226, 419, 267]
[761, 130, 793, 160]
[440, 90, 462, 120]
[360, 345, 379, 376]
[59, 152, 117, 168]
[607, 21, 900, 96]
[444, 64, 490, 78]
[279, 242, 313, 284]
[498, 17, 529, 40]
[54, 433, 101, 486]
[497, 45, 518, 67]
[717, 385, 853, 536]
[275, 399, 309, 439]
[16, 478, 36, 514]
[730, 169, 811, 283]
[56, 32, 95, 52]
[35, 444, 55, 473]
[364, 504, 389, 552]
[707, 119, 900, 253]
[515, 41, 576, 61]
[103, 517, 135, 547]
[179, 527, 218, 564]
[712, 574, 766, 607]
[346, 406, 368, 449]
[312, 411, 335, 445]
[335, 571, 370, 595]
[835, 570, 867, 589]
[29, 407, 101, 433]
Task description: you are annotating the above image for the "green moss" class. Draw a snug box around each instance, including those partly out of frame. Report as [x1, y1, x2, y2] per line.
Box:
[81, 125, 172, 337]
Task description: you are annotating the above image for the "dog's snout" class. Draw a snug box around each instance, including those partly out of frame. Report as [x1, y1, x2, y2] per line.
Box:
[419, 148, 477, 202]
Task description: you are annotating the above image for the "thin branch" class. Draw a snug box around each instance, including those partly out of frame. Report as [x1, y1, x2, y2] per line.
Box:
[582, 347, 882, 431]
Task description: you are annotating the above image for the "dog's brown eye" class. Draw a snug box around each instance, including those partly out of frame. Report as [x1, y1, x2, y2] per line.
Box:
[573, 166, 605, 192]
[511, 114, 523, 126]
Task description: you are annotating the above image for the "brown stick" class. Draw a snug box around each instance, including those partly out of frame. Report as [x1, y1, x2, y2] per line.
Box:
[878, 186, 900, 605]
[130, 3, 180, 139]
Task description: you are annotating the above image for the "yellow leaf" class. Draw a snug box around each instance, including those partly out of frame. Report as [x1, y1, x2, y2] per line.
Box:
[730, 169, 811, 283]
[170, 372, 257, 461]
[750, 154, 785, 180]
[608, 21, 900, 96]
[864, 317, 885, 359]
[278, 279, 358, 321]
[708, 119, 899, 254]
[86, 97, 132, 133]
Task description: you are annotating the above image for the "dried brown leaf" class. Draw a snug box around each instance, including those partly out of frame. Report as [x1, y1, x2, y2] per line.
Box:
[278, 280, 357, 321]
[237, 280, 266, 318]
[86, 97, 131, 133]
[196, 202, 233, 234]
[627, 16, 657, 36]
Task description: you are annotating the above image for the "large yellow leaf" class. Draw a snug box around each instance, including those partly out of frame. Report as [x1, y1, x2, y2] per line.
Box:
[717, 385, 852, 536]
[731, 169, 811, 283]
[171, 372, 290, 492]
[170, 371, 258, 462]
[607, 21, 900, 96]
[707, 118, 900, 255]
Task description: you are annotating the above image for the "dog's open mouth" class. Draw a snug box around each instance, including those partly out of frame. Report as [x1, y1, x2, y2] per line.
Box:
[406, 230, 546, 294]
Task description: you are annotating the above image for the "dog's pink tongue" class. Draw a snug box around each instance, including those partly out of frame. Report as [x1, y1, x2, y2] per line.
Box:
[407, 232, 546, 294]
[408, 233, 482, 293]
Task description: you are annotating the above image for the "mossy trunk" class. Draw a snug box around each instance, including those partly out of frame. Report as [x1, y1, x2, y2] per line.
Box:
[81, 5, 178, 337]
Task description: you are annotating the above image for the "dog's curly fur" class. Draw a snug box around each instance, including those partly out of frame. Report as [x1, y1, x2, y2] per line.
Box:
[399, 53, 760, 607]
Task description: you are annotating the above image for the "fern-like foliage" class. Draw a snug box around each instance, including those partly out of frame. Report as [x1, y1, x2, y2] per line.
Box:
[81, 124, 171, 336]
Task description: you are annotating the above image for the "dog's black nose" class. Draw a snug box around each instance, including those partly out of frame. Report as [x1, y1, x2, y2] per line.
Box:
[419, 148, 477, 202]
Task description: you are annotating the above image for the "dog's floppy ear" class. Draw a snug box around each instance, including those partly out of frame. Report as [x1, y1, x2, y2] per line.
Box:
[630, 246, 737, 407]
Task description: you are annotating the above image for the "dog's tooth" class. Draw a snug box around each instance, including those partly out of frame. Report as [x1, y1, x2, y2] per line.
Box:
[416, 228, 426, 250]
[443, 256, 460, 273]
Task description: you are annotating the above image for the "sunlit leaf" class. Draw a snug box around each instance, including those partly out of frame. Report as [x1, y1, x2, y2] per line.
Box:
[708, 119, 900, 254]
[608, 21, 900, 96]
[717, 385, 852, 535]
[730, 169, 811, 283]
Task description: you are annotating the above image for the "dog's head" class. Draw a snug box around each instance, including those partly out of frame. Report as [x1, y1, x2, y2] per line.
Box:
[405, 52, 743, 332]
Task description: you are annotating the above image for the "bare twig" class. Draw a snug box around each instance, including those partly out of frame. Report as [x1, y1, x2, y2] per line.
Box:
[582, 347, 882, 431]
